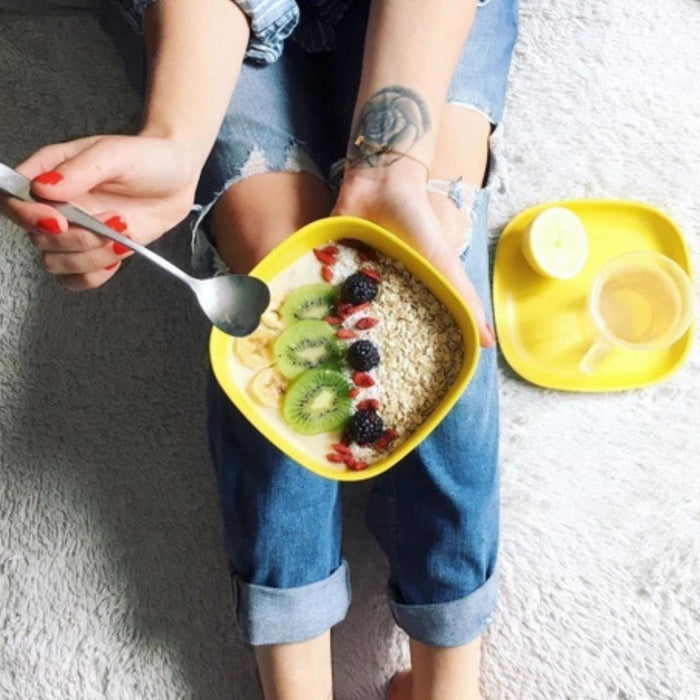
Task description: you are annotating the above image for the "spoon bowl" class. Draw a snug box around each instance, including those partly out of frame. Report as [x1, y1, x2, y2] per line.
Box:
[193, 274, 270, 337]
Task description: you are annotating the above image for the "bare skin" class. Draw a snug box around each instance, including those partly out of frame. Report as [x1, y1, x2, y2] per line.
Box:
[387, 638, 483, 700]
[208, 171, 334, 275]
[254, 631, 334, 700]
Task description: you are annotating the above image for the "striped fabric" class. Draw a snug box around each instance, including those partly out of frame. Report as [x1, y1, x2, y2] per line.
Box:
[131, 0, 353, 63]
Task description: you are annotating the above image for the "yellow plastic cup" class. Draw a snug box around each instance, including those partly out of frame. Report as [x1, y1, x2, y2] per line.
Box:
[579, 251, 695, 374]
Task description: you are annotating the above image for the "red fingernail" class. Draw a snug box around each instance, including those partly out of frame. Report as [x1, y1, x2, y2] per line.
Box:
[34, 170, 63, 185]
[105, 215, 128, 233]
[37, 217, 62, 234]
[105, 216, 130, 254]
[112, 242, 130, 255]
[105, 262, 119, 270]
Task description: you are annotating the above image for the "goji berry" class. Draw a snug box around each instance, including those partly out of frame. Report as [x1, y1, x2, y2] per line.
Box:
[348, 387, 361, 398]
[360, 267, 381, 282]
[313, 248, 336, 265]
[355, 317, 378, 330]
[345, 301, 370, 316]
[337, 302, 352, 318]
[352, 371, 375, 387]
[321, 265, 334, 283]
[332, 443, 351, 454]
[336, 328, 358, 340]
[324, 315, 343, 326]
[326, 453, 345, 463]
[320, 245, 339, 255]
[374, 436, 389, 450]
[356, 398, 379, 411]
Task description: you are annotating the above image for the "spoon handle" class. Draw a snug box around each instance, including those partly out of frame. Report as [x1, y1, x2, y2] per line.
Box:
[0, 161, 195, 288]
[55, 202, 196, 287]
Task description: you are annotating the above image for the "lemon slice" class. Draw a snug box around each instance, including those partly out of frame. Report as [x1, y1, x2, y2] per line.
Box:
[521, 207, 588, 279]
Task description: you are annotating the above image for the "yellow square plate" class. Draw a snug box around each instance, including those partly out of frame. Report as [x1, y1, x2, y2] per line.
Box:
[493, 199, 694, 392]
[210, 216, 480, 481]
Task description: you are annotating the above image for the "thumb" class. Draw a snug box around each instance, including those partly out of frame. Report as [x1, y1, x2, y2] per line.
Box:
[29, 136, 130, 202]
[439, 252, 496, 348]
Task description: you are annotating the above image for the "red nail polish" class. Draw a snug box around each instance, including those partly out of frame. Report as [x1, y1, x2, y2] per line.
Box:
[105, 262, 119, 270]
[34, 170, 63, 185]
[37, 217, 62, 234]
[105, 215, 128, 233]
[112, 242, 130, 255]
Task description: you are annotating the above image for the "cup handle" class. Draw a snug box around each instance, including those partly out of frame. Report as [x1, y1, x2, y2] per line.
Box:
[579, 336, 614, 374]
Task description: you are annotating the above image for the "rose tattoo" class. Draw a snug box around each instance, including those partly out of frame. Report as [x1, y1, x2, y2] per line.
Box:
[349, 86, 431, 168]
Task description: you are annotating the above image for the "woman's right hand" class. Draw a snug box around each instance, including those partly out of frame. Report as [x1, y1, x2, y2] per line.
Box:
[0, 133, 201, 290]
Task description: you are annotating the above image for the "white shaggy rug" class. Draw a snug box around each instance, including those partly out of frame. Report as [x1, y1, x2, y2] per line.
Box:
[0, 1, 698, 698]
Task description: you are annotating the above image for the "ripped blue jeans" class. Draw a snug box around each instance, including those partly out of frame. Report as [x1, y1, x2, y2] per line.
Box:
[102, 0, 518, 647]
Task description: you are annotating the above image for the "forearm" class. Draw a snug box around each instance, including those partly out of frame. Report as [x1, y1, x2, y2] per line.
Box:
[139, 0, 250, 170]
[348, 0, 477, 177]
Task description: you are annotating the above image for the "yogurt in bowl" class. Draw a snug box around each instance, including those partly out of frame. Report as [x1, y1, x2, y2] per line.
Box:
[209, 216, 480, 481]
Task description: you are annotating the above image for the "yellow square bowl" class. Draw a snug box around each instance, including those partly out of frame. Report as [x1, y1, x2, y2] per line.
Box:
[209, 215, 480, 481]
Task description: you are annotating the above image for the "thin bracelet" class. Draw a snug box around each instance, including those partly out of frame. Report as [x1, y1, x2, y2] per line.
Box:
[345, 135, 431, 179]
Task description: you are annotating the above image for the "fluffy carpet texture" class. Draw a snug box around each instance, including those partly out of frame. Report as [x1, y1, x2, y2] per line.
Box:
[0, 1, 698, 698]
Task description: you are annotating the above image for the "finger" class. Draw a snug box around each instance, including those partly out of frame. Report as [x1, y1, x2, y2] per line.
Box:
[41, 242, 132, 276]
[1, 196, 69, 236]
[39, 217, 133, 274]
[15, 136, 103, 180]
[438, 253, 495, 348]
[399, 207, 496, 348]
[28, 211, 129, 253]
[59, 268, 119, 292]
[1, 138, 103, 232]
[28, 137, 131, 203]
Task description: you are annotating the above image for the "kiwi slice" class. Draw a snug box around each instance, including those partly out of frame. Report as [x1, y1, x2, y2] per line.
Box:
[273, 319, 343, 379]
[280, 283, 338, 325]
[282, 369, 352, 435]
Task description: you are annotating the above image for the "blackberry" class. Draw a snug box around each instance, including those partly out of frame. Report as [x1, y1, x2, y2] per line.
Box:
[346, 340, 380, 371]
[340, 272, 378, 304]
[348, 409, 384, 444]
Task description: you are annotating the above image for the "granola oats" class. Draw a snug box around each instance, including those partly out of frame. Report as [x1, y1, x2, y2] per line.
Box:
[362, 253, 464, 455]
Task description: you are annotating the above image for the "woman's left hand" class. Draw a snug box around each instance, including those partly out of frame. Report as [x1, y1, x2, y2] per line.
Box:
[332, 165, 495, 348]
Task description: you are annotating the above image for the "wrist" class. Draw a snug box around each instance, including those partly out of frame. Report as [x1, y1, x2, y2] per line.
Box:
[346, 84, 436, 181]
[138, 123, 208, 180]
[140, 118, 211, 163]
[341, 156, 429, 189]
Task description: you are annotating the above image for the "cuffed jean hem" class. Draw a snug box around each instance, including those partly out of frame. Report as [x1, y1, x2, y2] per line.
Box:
[234, 559, 352, 645]
[389, 570, 498, 648]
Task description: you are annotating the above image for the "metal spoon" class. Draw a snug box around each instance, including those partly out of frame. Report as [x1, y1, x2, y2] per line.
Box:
[0, 162, 270, 337]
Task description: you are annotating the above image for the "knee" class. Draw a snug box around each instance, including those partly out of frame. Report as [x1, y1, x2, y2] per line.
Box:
[209, 171, 334, 274]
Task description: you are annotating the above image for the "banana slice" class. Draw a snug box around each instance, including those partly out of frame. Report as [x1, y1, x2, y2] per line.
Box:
[249, 367, 288, 407]
[234, 326, 278, 369]
[260, 293, 287, 331]
[522, 206, 588, 279]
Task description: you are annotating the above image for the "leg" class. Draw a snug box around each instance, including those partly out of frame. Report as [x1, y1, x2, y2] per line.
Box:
[388, 638, 482, 700]
[207, 172, 339, 700]
[384, 104, 494, 700]
[209, 171, 335, 274]
[426, 104, 491, 254]
[376, 0, 519, 692]
[255, 632, 333, 700]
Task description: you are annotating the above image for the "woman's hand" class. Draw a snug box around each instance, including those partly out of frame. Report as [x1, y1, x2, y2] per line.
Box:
[332, 166, 495, 348]
[0, 133, 201, 290]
